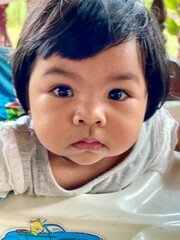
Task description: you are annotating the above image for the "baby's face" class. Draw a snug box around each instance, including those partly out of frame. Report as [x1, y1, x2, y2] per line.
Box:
[28, 39, 148, 166]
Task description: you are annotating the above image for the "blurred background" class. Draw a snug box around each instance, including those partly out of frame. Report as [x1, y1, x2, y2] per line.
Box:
[0, 0, 27, 48]
[0, 0, 179, 60]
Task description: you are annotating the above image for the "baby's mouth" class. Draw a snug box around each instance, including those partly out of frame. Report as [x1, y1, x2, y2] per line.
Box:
[72, 138, 105, 150]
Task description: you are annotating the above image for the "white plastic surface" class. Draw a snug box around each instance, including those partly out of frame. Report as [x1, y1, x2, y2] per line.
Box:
[132, 222, 180, 240]
[0, 101, 180, 240]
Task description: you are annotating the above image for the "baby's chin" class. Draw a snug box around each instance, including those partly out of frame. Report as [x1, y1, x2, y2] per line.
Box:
[61, 155, 105, 166]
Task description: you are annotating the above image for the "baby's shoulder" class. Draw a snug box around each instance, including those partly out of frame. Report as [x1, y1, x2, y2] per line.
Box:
[143, 106, 179, 138]
[0, 115, 33, 132]
[145, 106, 177, 126]
[0, 115, 34, 145]
[0, 116, 36, 157]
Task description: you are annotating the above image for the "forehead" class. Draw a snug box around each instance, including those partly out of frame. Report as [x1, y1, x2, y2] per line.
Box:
[32, 39, 144, 77]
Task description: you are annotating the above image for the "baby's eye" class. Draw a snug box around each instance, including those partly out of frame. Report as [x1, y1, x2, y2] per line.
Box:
[108, 89, 128, 101]
[53, 86, 74, 97]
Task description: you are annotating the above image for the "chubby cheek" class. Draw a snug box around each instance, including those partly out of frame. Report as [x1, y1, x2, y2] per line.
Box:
[29, 96, 73, 153]
[110, 121, 141, 153]
[110, 106, 146, 153]
[32, 108, 66, 132]
[32, 120, 68, 154]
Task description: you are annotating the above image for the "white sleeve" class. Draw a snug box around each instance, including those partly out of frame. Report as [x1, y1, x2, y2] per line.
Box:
[0, 123, 12, 198]
[148, 107, 179, 173]
[0, 122, 25, 198]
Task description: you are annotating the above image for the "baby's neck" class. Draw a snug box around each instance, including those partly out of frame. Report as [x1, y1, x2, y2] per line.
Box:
[48, 150, 130, 190]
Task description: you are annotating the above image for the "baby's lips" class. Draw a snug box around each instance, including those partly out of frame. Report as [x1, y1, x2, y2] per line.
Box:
[72, 139, 105, 150]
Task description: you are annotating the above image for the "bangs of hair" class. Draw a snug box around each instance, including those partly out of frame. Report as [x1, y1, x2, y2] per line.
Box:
[30, 0, 140, 60]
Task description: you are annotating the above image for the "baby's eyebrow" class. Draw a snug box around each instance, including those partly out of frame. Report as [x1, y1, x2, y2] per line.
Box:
[108, 73, 141, 83]
[43, 66, 79, 79]
[43, 66, 141, 83]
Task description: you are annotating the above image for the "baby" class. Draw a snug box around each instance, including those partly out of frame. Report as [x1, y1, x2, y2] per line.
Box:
[0, 0, 179, 198]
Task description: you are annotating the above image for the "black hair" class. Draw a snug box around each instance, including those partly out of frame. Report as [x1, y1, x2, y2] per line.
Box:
[12, 0, 170, 121]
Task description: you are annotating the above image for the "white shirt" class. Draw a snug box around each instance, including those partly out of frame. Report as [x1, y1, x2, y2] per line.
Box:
[0, 107, 179, 198]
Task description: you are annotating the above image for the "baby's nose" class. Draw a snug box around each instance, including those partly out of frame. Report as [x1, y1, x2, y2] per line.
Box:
[73, 104, 106, 127]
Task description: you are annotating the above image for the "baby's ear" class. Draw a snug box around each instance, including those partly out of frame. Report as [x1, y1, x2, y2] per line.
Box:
[28, 110, 31, 117]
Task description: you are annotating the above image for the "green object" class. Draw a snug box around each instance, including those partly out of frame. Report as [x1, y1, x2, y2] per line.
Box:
[5, 102, 24, 121]
[6, 0, 27, 47]
[164, 0, 180, 36]
[0, 46, 24, 121]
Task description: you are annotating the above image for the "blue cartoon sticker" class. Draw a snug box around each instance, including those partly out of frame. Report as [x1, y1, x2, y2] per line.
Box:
[1, 218, 104, 240]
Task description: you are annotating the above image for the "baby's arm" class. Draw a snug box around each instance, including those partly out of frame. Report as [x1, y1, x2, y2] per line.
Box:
[164, 104, 180, 152]
[0, 121, 25, 198]
[168, 109, 180, 151]
[0, 129, 12, 198]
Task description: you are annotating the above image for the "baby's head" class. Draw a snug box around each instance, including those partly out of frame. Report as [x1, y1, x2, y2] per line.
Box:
[13, 0, 169, 121]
